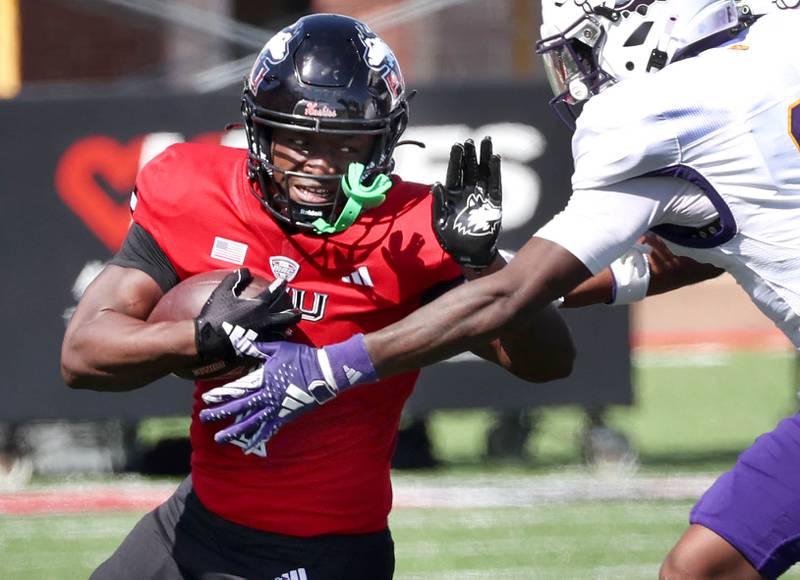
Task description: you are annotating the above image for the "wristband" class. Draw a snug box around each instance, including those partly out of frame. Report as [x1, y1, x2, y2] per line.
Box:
[608, 245, 651, 305]
[321, 333, 379, 389]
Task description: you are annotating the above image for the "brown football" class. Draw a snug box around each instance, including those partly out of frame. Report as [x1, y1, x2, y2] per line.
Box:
[148, 269, 274, 381]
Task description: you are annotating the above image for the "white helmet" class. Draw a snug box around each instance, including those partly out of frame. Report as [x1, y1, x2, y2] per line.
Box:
[537, 0, 746, 125]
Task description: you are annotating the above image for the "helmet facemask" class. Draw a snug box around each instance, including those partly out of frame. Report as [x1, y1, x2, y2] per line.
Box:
[538, 0, 744, 129]
[244, 103, 401, 232]
[537, 15, 612, 128]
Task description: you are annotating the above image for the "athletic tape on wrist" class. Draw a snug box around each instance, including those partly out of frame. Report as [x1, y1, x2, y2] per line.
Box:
[608, 245, 651, 305]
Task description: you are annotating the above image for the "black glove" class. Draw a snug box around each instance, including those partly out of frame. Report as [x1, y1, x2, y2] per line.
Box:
[194, 268, 300, 363]
[432, 137, 502, 270]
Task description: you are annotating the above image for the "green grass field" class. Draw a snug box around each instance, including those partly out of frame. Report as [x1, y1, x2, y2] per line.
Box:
[429, 350, 799, 469]
[391, 501, 697, 579]
[3, 350, 800, 579]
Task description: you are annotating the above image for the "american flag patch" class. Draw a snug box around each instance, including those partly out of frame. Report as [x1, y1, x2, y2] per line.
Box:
[211, 237, 248, 265]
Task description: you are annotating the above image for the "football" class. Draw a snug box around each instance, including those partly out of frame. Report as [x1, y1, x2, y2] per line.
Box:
[148, 269, 275, 381]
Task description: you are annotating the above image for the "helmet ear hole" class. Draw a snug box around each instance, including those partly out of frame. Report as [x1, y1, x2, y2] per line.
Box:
[625, 61, 635, 71]
[570, 38, 595, 66]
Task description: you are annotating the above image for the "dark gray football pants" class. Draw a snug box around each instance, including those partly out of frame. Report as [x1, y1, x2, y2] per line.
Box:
[90, 477, 395, 580]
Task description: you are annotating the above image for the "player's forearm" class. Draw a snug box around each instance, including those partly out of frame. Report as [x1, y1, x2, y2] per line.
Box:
[562, 251, 724, 307]
[366, 238, 590, 378]
[61, 312, 197, 391]
[460, 252, 574, 381]
[487, 302, 575, 382]
[562, 268, 614, 307]
[648, 258, 723, 295]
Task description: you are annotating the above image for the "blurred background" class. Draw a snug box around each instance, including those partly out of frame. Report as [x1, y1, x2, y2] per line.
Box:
[1, 1, 798, 578]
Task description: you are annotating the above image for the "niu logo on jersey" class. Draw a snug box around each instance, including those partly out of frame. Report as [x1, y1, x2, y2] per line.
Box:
[289, 288, 329, 322]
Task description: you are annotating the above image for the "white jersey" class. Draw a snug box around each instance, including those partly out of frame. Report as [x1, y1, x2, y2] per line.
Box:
[537, 12, 800, 345]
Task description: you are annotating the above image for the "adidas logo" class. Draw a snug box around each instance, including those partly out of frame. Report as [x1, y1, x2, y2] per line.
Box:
[341, 266, 373, 287]
[221, 322, 258, 342]
[277, 384, 316, 418]
[274, 568, 307, 580]
[343, 365, 363, 385]
[277, 382, 337, 419]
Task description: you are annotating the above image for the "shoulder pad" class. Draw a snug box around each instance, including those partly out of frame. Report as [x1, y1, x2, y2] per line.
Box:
[572, 79, 681, 190]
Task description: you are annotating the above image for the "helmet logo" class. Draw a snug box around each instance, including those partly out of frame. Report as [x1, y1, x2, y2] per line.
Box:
[269, 256, 300, 282]
[248, 25, 300, 92]
[610, 0, 659, 12]
[363, 37, 392, 69]
[553, 0, 594, 12]
[593, 0, 662, 19]
[355, 23, 405, 108]
[303, 102, 338, 118]
[553, 0, 660, 16]
[264, 30, 293, 63]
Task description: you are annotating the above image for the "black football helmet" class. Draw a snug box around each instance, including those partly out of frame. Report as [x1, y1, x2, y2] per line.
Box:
[242, 14, 409, 232]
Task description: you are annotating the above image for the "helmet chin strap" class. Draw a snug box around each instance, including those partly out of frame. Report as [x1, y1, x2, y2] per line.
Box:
[312, 163, 392, 235]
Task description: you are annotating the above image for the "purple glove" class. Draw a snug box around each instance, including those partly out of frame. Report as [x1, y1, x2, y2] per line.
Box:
[199, 334, 378, 451]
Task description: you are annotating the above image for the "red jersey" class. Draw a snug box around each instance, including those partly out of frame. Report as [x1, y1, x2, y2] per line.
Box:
[132, 143, 461, 536]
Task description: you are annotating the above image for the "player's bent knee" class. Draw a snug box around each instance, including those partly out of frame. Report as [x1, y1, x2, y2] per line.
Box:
[659, 547, 731, 580]
[660, 549, 697, 580]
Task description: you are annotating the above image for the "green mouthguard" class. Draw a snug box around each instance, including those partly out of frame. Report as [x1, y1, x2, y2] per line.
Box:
[312, 163, 392, 235]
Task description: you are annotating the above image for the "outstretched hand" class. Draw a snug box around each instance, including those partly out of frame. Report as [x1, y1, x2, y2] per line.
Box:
[432, 137, 502, 270]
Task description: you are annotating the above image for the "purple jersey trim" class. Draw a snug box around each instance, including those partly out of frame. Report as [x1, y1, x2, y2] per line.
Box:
[671, 18, 756, 64]
[647, 165, 737, 248]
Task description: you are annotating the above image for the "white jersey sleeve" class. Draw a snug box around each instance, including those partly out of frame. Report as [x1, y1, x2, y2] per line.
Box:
[541, 58, 719, 274]
[541, 12, 800, 347]
[535, 176, 713, 274]
[571, 77, 681, 191]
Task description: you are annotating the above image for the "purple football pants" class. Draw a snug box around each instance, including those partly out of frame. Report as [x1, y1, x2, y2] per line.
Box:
[691, 412, 800, 578]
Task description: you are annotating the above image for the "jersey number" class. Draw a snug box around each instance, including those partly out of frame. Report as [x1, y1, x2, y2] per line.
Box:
[790, 99, 800, 152]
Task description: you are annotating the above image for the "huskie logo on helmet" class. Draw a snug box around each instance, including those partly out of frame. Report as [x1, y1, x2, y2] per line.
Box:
[363, 36, 392, 69]
[247, 24, 301, 92]
[537, 0, 753, 127]
[355, 22, 406, 109]
[353, 21, 393, 70]
[453, 194, 502, 237]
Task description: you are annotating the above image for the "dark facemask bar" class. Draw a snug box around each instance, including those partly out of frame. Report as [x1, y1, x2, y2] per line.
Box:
[241, 72, 411, 232]
[244, 109, 401, 232]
